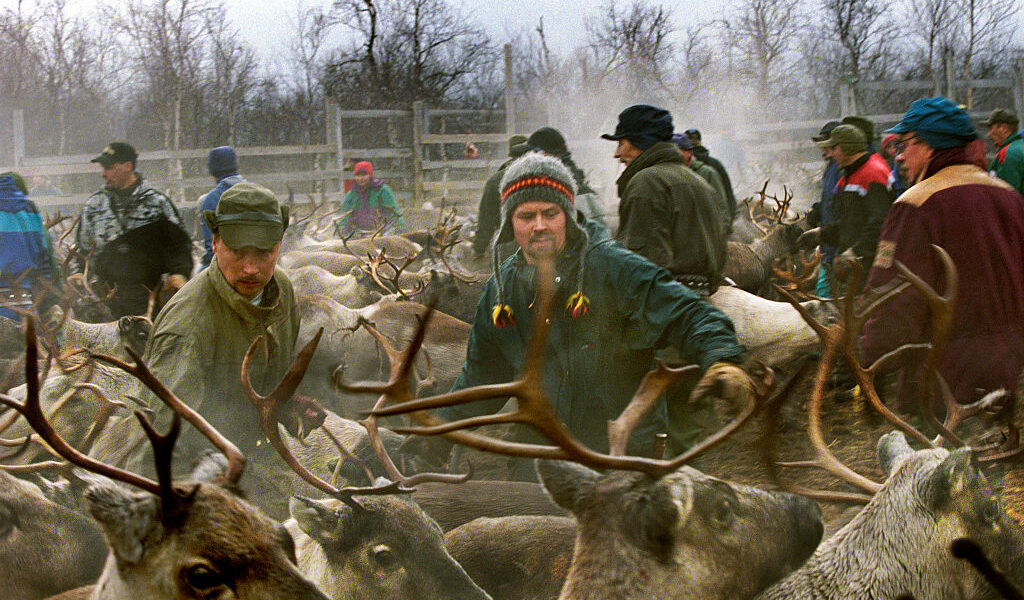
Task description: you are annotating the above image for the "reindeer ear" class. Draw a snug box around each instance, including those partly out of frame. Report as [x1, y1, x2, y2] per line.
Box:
[877, 431, 915, 476]
[919, 448, 979, 510]
[535, 459, 598, 513]
[289, 496, 352, 547]
[85, 484, 162, 564]
[118, 316, 131, 335]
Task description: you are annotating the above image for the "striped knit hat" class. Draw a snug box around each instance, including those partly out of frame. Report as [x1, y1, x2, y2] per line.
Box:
[491, 153, 590, 327]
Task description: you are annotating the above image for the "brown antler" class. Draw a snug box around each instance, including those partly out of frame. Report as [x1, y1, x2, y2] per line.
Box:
[0, 320, 169, 496]
[367, 248, 424, 298]
[91, 347, 246, 486]
[242, 329, 408, 508]
[349, 260, 772, 479]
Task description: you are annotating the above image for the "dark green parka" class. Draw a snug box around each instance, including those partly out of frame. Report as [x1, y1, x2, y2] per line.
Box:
[615, 141, 728, 290]
[444, 218, 744, 457]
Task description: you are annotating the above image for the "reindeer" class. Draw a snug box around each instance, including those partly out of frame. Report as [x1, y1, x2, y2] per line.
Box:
[0, 321, 331, 600]
[344, 263, 826, 600]
[757, 248, 1024, 599]
[0, 470, 107, 600]
[241, 329, 493, 600]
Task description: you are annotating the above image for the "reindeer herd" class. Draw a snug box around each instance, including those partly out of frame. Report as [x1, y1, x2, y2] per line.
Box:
[0, 187, 1022, 600]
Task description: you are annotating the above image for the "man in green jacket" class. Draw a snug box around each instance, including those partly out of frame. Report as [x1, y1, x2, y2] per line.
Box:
[436, 154, 752, 479]
[126, 182, 302, 516]
[985, 108, 1024, 194]
[603, 105, 727, 297]
[673, 133, 730, 234]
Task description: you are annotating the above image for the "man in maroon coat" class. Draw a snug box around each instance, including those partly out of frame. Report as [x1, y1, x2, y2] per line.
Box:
[860, 97, 1024, 406]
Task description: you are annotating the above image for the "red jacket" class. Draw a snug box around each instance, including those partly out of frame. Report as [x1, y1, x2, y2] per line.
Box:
[860, 159, 1024, 403]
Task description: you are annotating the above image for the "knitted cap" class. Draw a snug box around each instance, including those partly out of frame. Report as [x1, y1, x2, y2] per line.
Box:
[815, 124, 867, 154]
[0, 172, 27, 195]
[207, 146, 239, 178]
[491, 153, 589, 327]
[203, 182, 289, 250]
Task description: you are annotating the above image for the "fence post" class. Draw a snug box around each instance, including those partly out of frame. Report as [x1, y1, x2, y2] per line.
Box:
[12, 109, 24, 167]
[504, 43, 515, 137]
[326, 101, 345, 195]
[413, 100, 425, 205]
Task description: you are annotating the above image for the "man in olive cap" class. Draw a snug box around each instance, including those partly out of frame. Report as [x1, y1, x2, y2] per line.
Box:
[861, 96, 1024, 409]
[73, 142, 191, 317]
[799, 124, 894, 284]
[137, 182, 301, 508]
[984, 108, 1023, 194]
[602, 104, 726, 297]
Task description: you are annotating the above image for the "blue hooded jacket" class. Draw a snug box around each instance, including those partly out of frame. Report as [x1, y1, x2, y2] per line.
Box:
[0, 175, 57, 319]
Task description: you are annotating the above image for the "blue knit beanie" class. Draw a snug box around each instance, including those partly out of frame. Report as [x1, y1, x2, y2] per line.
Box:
[207, 146, 239, 177]
[885, 97, 977, 149]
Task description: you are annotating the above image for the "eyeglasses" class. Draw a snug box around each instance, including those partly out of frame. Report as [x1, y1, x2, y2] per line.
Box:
[894, 135, 921, 154]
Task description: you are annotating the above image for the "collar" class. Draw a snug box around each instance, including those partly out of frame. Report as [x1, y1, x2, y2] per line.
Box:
[617, 141, 685, 190]
[999, 131, 1023, 150]
[840, 152, 871, 176]
[209, 256, 288, 326]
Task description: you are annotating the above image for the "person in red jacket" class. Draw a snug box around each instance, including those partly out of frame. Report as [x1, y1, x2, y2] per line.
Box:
[860, 96, 1024, 406]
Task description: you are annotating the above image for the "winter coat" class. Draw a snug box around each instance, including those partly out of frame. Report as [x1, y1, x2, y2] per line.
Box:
[615, 141, 727, 292]
[861, 149, 1024, 405]
[73, 177, 192, 316]
[0, 176, 59, 319]
[819, 153, 894, 271]
[443, 219, 745, 458]
[689, 157, 730, 232]
[692, 145, 736, 220]
[336, 180, 404, 236]
[472, 159, 515, 256]
[141, 258, 301, 460]
[199, 173, 245, 269]
[989, 130, 1024, 195]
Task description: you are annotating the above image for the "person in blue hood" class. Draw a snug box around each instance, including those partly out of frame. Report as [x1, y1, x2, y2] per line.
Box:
[0, 172, 60, 320]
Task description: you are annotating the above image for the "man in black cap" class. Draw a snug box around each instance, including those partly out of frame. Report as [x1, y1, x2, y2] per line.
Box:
[984, 108, 1024, 194]
[72, 142, 192, 317]
[602, 104, 726, 296]
[684, 128, 737, 221]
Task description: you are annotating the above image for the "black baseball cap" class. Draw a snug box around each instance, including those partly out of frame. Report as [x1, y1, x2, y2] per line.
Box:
[91, 142, 138, 167]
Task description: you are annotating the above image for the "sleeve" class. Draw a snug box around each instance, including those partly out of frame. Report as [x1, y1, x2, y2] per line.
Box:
[141, 331, 210, 449]
[437, 281, 515, 422]
[378, 185, 404, 231]
[472, 171, 502, 256]
[616, 176, 674, 269]
[859, 203, 935, 367]
[199, 193, 214, 269]
[703, 168, 730, 233]
[70, 204, 94, 275]
[851, 182, 894, 267]
[336, 190, 358, 234]
[1002, 145, 1024, 193]
[611, 247, 745, 370]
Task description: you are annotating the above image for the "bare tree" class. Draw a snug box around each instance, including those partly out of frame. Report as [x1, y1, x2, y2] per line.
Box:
[204, 10, 259, 145]
[819, 0, 898, 100]
[585, 0, 677, 96]
[955, 0, 1020, 107]
[730, 0, 803, 105]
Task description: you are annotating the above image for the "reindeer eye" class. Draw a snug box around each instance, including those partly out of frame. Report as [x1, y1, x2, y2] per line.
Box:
[711, 499, 734, 528]
[371, 544, 397, 568]
[184, 564, 223, 590]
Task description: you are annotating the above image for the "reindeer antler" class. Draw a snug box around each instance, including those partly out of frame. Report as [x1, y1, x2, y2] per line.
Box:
[242, 329, 409, 508]
[346, 260, 772, 479]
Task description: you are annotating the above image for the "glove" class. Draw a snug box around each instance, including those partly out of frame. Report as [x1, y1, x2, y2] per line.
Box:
[832, 248, 858, 280]
[690, 362, 754, 405]
[797, 227, 821, 250]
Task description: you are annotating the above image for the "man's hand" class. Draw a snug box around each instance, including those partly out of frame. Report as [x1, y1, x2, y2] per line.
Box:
[797, 227, 821, 250]
[832, 249, 858, 279]
[163, 274, 187, 292]
[690, 362, 754, 405]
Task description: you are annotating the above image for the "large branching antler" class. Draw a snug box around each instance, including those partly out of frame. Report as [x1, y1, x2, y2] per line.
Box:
[766, 246, 965, 502]
[367, 248, 424, 298]
[242, 330, 408, 508]
[345, 260, 771, 479]
[0, 320, 182, 503]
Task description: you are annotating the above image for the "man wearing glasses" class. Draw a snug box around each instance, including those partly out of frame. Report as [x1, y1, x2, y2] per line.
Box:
[860, 96, 1024, 409]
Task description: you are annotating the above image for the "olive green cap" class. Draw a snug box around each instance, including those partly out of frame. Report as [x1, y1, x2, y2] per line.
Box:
[203, 182, 289, 250]
[814, 124, 867, 154]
